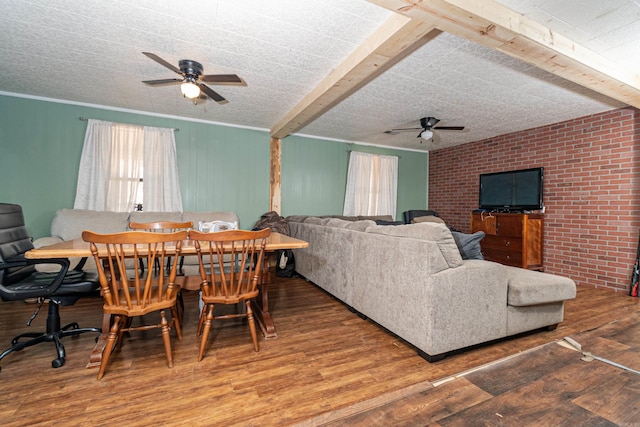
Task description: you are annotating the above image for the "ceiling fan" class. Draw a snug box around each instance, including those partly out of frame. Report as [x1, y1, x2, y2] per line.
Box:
[385, 117, 465, 141]
[141, 52, 246, 105]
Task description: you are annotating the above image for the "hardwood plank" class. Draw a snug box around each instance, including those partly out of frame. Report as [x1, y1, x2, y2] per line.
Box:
[315, 378, 492, 426]
[0, 278, 637, 426]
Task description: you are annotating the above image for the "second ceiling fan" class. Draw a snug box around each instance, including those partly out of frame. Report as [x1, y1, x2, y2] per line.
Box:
[142, 52, 246, 105]
[385, 117, 465, 141]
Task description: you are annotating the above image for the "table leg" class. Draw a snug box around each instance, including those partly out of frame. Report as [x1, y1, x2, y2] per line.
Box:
[251, 252, 277, 338]
[252, 282, 276, 338]
[87, 312, 110, 369]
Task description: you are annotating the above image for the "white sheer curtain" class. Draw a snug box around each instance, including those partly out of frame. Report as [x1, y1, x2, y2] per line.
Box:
[74, 119, 182, 212]
[343, 151, 398, 218]
[74, 120, 112, 211]
[143, 126, 183, 212]
[107, 124, 144, 212]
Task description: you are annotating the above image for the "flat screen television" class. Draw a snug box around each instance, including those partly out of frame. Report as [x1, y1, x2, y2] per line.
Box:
[478, 167, 543, 211]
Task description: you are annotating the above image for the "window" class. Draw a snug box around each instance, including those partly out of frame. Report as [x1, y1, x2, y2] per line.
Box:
[343, 151, 398, 218]
[74, 120, 183, 212]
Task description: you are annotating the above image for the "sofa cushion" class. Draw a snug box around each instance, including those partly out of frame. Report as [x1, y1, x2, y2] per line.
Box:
[128, 211, 182, 226]
[451, 231, 485, 260]
[345, 220, 376, 231]
[325, 218, 352, 229]
[51, 209, 130, 241]
[320, 215, 358, 221]
[365, 223, 463, 268]
[286, 215, 308, 223]
[358, 215, 393, 222]
[411, 215, 445, 224]
[304, 217, 331, 225]
[375, 219, 404, 226]
[506, 266, 577, 306]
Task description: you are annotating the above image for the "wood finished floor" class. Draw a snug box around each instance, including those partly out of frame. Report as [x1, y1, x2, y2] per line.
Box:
[0, 275, 638, 426]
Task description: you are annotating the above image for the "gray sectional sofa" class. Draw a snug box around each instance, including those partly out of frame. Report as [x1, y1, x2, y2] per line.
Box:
[34, 209, 239, 275]
[287, 215, 577, 361]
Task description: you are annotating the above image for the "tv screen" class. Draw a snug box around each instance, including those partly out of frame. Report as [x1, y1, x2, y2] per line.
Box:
[479, 167, 543, 211]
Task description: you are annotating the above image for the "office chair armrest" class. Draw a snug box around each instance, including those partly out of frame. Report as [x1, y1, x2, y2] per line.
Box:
[0, 256, 70, 296]
[73, 257, 88, 271]
[1, 255, 70, 270]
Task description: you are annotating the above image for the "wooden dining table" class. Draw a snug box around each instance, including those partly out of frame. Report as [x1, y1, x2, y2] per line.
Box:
[25, 232, 308, 368]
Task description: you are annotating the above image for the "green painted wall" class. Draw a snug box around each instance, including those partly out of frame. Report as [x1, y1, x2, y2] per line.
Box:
[0, 94, 427, 238]
[281, 136, 427, 220]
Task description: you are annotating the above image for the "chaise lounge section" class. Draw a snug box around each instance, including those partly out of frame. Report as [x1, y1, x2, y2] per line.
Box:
[287, 215, 577, 361]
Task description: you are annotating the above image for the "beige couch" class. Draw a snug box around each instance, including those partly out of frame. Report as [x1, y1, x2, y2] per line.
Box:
[35, 209, 239, 275]
[287, 215, 577, 361]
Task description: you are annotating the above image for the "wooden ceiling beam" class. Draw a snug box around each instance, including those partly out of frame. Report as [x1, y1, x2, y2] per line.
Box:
[270, 14, 441, 139]
[367, 0, 640, 108]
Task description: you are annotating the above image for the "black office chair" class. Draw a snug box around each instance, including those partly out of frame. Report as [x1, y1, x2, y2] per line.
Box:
[0, 203, 101, 370]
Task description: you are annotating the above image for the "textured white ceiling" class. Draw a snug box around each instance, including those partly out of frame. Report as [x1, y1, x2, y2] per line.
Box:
[0, 0, 636, 151]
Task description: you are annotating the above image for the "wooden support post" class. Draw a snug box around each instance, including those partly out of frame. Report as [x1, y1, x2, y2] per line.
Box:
[270, 137, 282, 214]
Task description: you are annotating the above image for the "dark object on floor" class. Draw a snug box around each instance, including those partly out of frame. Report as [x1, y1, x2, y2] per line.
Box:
[276, 249, 296, 278]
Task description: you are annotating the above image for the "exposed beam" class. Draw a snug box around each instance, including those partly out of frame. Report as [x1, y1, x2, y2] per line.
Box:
[270, 137, 282, 214]
[270, 14, 441, 139]
[367, 0, 640, 109]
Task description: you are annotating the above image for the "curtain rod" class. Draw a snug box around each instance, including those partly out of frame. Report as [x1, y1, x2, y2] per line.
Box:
[78, 117, 179, 132]
[347, 150, 401, 158]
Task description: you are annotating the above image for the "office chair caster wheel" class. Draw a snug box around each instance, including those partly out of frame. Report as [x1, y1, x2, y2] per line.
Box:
[52, 357, 65, 368]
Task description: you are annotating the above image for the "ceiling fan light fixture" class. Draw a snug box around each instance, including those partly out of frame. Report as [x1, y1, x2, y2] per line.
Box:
[180, 81, 200, 99]
[420, 129, 433, 140]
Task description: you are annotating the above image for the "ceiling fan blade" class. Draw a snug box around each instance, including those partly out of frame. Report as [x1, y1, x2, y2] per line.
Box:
[385, 127, 421, 134]
[198, 83, 229, 104]
[142, 78, 183, 86]
[142, 52, 182, 75]
[434, 126, 465, 131]
[202, 74, 247, 86]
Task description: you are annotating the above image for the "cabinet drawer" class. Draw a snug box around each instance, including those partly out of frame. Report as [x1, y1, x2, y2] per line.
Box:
[482, 248, 522, 267]
[482, 235, 522, 251]
[496, 216, 523, 237]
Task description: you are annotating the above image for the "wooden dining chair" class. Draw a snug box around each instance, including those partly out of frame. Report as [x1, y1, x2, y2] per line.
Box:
[81, 230, 187, 380]
[188, 228, 270, 361]
[128, 221, 193, 276]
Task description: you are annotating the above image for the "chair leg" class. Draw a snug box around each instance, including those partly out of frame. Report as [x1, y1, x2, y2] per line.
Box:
[59, 322, 102, 338]
[0, 334, 49, 365]
[117, 316, 129, 348]
[197, 304, 206, 336]
[98, 315, 122, 380]
[246, 301, 259, 352]
[10, 331, 44, 345]
[51, 335, 66, 368]
[175, 291, 185, 325]
[198, 304, 214, 362]
[170, 304, 182, 340]
[160, 310, 173, 368]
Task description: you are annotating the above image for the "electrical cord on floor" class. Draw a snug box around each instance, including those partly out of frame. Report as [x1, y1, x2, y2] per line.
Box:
[560, 336, 640, 375]
[27, 298, 45, 326]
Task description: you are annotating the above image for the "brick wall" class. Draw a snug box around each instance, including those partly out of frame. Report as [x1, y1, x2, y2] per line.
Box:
[429, 107, 639, 293]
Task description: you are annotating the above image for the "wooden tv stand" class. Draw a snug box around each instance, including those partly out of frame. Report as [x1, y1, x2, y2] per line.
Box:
[471, 211, 544, 271]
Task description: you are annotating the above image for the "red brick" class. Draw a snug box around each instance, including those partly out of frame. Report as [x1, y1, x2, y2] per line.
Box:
[429, 107, 639, 293]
